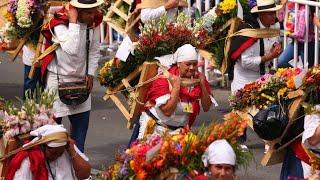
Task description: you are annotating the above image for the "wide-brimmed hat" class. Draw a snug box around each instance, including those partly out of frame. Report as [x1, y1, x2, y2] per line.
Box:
[70, 0, 104, 9]
[251, 0, 282, 13]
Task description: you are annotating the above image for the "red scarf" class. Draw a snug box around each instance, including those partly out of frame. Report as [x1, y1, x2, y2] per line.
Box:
[5, 146, 48, 180]
[40, 7, 103, 81]
[146, 66, 212, 126]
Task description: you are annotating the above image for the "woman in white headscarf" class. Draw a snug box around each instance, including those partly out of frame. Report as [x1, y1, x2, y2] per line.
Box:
[5, 125, 91, 180]
[135, 44, 217, 140]
[201, 139, 237, 180]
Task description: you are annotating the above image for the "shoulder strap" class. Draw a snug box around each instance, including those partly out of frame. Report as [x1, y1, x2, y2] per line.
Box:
[259, 38, 265, 75]
[85, 28, 90, 75]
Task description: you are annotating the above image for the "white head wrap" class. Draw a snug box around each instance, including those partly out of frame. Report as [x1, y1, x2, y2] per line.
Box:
[201, 139, 236, 167]
[28, 124, 68, 147]
[155, 44, 198, 68]
[174, 44, 198, 63]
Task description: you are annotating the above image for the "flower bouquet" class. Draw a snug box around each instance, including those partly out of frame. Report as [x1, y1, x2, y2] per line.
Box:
[100, 112, 252, 180]
[0, 0, 45, 50]
[0, 88, 56, 139]
[229, 68, 302, 110]
[301, 66, 320, 114]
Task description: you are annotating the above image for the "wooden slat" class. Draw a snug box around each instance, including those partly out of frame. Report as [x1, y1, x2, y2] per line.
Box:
[111, 6, 129, 21]
[125, 14, 141, 33]
[123, 0, 132, 5]
[106, 21, 126, 35]
[128, 62, 158, 129]
[109, 95, 131, 121]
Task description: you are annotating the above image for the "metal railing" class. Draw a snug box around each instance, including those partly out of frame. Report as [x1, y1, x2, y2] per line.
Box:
[283, 0, 320, 67]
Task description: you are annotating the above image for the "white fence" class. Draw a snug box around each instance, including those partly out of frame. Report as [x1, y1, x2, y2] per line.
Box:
[282, 0, 320, 67]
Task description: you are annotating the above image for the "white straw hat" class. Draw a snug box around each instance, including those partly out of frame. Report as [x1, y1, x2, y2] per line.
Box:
[70, 0, 104, 9]
[251, 0, 282, 13]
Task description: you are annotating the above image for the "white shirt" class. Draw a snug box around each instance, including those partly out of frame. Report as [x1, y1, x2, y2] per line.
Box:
[45, 22, 100, 117]
[301, 110, 320, 177]
[141, 6, 188, 23]
[13, 145, 89, 180]
[22, 45, 35, 66]
[231, 20, 280, 94]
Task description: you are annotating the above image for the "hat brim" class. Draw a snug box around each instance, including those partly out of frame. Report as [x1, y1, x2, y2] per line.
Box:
[70, 0, 104, 8]
[251, 4, 282, 13]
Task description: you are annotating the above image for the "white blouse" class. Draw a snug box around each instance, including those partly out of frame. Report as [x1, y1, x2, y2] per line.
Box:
[13, 145, 89, 180]
[231, 20, 280, 94]
[301, 110, 320, 177]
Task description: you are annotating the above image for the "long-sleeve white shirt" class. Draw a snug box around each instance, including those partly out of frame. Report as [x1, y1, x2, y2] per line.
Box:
[45, 22, 100, 117]
[231, 20, 280, 94]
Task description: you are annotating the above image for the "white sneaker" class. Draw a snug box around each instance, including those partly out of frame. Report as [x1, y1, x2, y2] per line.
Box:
[239, 144, 248, 150]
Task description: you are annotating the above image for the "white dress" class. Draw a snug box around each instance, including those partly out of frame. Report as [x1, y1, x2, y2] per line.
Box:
[231, 20, 280, 94]
[13, 145, 89, 180]
[45, 22, 100, 118]
[140, 5, 189, 23]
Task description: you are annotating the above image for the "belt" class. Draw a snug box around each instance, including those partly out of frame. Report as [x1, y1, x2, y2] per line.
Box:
[145, 109, 184, 131]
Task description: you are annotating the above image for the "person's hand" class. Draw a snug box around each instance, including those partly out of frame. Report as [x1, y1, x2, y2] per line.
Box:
[68, 4, 78, 23]
[269, 42, 282, 59]
[86, 75, 94, 93]
[314, 14, 320, 28]
[195, 72, 206, 87]
[164, 0, 179, 10]
[168, 74, 180, 90]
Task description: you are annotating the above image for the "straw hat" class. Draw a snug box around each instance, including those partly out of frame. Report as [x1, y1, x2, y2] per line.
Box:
[251, 0, 282, 13]
[70, 0, 104, 9]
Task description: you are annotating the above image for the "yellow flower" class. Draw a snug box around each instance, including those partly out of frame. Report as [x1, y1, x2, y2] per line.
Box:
[219, 0, 236, 14]
[184, 132, 196, 142]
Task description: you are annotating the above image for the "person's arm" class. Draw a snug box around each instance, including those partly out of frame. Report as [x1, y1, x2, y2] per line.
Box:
[303, 113, 320, 147]
[67, 141, 91, 179]
[159, 74, 180, 117]
[241, 41, 281, 71]
[313, 15, 320, 28]
[140, 0, 179, 23]
[198, 73, 212, 112]
[53, 6, 80, 55]
[86, 26, 101, 92]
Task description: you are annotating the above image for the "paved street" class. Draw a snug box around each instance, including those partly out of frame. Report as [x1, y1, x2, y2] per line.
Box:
[0, 52, 282, 179]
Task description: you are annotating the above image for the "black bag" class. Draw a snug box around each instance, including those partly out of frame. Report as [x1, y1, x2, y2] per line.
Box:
[58, 80, 89, 106]
[253, 101, 289, 140]
[57, 29, 90, 106]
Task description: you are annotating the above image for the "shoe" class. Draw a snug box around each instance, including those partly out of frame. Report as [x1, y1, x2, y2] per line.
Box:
[239, 144, 248, 150]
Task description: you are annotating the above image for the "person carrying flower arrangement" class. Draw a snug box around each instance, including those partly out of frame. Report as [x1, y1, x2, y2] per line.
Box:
[228, 0, 282, 146]
[4, 124, 92, 180]
[199, 139, 238, 180]
[135, 44, 217, 140]
[39, 0, 103, 152]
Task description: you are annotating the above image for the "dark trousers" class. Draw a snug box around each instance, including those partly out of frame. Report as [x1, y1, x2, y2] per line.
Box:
[55, 111, 90, 153]
[23, 65, 41, 98]
[280, 147, 304, 180]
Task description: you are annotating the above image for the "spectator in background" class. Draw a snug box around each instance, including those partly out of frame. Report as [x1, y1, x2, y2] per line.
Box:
[277, 0, 316, 68]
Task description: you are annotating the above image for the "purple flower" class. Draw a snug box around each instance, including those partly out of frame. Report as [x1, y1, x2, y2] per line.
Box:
[119, 164, 128, 178]
[248, 0, 257, 9]
[8, 0, 17, 14]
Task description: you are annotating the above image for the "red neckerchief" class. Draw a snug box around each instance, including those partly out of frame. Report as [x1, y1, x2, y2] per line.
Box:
[40, 7, 103, 81]
[146, 66, 212, 126]
[6, 145, 48, 180]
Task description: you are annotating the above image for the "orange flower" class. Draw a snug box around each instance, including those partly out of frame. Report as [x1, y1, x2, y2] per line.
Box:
[136, 170, 148, 180]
